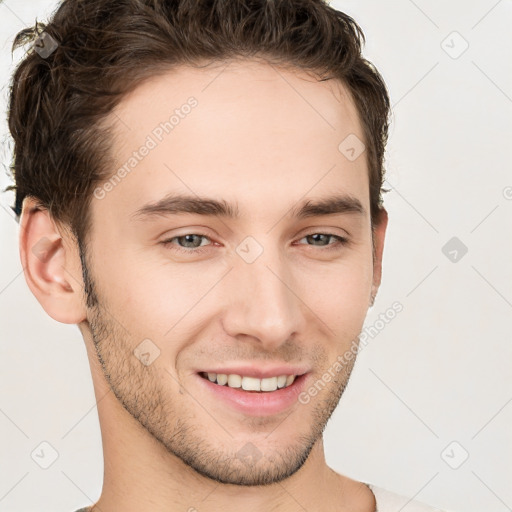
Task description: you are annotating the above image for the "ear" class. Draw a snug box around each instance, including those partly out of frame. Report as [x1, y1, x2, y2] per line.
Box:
[370, 207, 388, 306]
[18, 196, 87, 324]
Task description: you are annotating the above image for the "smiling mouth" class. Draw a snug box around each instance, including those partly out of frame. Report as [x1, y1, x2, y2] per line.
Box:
[198, 371, 299, 392]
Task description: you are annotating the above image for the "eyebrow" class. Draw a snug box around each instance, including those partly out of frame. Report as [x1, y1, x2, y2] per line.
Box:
[131, 192, 366, 221]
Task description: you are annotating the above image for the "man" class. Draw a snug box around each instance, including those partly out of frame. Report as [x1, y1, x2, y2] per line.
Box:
[8, 0, 449, 510]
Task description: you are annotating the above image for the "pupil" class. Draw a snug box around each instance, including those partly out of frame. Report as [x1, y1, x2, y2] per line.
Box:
[183, 234, 200, 247]
[309, 234, 327, 246]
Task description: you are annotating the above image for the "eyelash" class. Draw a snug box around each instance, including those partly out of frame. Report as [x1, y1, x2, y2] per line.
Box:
[161, 232, 349, 255]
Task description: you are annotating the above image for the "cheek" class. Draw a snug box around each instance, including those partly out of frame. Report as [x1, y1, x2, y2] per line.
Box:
[104, 259, 223, 350]
[91, 256, 179, 340]
[308, 274, 370, 325]
[295, 246, 373, 298]
[296, 254, 373, 336]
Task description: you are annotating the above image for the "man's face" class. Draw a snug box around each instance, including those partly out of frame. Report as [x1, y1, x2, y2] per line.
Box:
[81, 60, 386, 486]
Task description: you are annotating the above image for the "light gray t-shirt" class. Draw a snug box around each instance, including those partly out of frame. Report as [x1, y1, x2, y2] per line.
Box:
[73, 483, 450, 511]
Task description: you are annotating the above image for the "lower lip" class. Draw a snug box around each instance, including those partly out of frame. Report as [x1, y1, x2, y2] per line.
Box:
[196, 373, 309, 416]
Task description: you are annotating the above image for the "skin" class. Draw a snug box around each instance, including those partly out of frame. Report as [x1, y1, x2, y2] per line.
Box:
[19, 59, 387, 512]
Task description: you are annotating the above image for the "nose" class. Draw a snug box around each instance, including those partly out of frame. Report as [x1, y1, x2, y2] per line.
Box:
[220, 245, 305, 352]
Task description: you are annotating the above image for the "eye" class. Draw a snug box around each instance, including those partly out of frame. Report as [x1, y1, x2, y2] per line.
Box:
[161, 231, 349, 257]
[161, 234, 213, 255]
[296, 233, 348, 250]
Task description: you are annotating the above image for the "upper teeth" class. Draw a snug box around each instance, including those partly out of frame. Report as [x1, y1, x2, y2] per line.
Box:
[204, 372, 296, 392]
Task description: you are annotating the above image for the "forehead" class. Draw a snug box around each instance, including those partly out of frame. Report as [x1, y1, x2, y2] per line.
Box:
[93, 59, 368, 228]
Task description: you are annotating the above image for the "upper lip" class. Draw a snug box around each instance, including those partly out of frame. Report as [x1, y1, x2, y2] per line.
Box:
[197, 365, 309, 379]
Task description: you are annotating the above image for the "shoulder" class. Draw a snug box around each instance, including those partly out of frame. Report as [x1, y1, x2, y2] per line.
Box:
[366, 484, 450, 512]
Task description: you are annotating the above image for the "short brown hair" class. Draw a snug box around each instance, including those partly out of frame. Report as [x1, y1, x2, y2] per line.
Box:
[6, 0, 390, 249]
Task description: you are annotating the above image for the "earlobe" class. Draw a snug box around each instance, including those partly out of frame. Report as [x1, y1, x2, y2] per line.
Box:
[18, 197, 87, 324]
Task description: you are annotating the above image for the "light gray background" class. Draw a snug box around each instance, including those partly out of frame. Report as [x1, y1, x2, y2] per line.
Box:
[0, 1, 511, 511]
